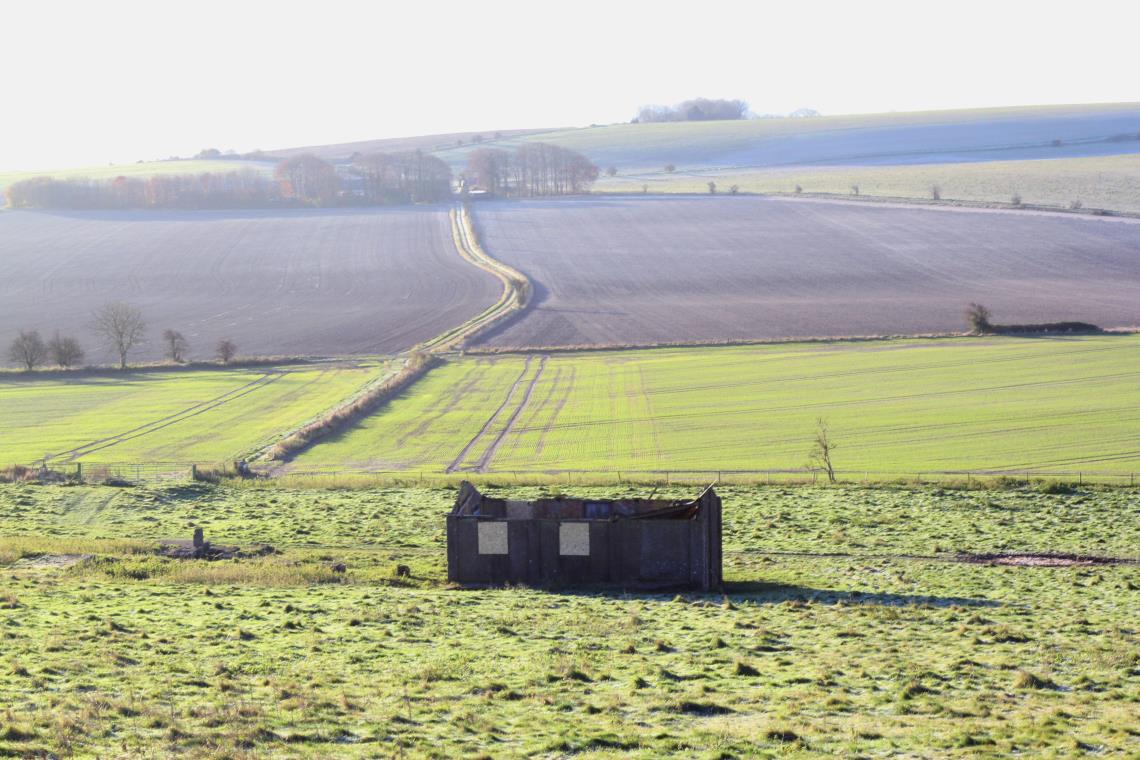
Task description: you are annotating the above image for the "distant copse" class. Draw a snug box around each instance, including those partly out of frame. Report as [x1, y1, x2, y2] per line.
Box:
[634, 98, 749, 123]
[465, 143, 597, 197]
[351, 150, 452, 204]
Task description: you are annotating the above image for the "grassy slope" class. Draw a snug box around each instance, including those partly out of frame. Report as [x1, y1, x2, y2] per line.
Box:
[0, 159, 270, 192]
[0, 361, 387, 465]
[597, 153, 1140, 213]
[0, 482, 1136, 757]
[291, 336, 1140, 476]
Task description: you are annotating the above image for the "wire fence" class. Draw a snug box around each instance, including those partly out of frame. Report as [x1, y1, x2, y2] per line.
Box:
[5, 463, 1137, 488]
[264, 468, 1140, 488]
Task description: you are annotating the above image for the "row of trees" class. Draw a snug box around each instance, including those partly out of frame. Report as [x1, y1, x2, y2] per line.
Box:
[4, 151, 456, 210]
[464, 143, 598, 196]
[634, 98, 749, 123]
[6, 303, 238, 371]
[5, 170, 279, 210]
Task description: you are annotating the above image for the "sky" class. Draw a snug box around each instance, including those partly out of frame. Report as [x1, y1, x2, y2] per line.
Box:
[3, 0, 1139, 170]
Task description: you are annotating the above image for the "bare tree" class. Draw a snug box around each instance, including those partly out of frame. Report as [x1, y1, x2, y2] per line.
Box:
[664, 164, 676, 174]
[966, 303, 993, 333]
[605, 166, 618, 178]
[216, 338, 237, 364]
[47, 332, 84, 368]
[8, 330, 46, 370]
[707, 181, 717, 195]
[162, 329, 189, 363]
[808, 418, 837, 484]
[92, 302, 146, 369]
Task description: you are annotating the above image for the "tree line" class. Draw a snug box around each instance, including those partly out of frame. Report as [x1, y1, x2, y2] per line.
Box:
[4, 150, 456, 210]
[463, 143, 598, 196]
[7, 302, 238, 371]
[633, 98, 749, 123]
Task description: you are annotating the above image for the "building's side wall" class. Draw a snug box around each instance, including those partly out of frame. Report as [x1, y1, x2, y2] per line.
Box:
[447, 501, 722, 590]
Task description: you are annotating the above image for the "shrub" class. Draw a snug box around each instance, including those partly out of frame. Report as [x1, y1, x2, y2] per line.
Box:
[965, 302, 993, 333]
[664, 164, 675, 174]
[931, 184, 941, 201]
[1070, 199, 1083, 210]
[707, 181, 717, 195]
[850, 184, 859, 196]
[1011, 192, 1022, 206]
[729, 184, 740, 195]
[794, 184, 802, 194]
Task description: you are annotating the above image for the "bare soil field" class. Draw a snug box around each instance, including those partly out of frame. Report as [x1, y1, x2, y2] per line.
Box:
[471, 196, 1140, 347]
[0, 207, 501, 363]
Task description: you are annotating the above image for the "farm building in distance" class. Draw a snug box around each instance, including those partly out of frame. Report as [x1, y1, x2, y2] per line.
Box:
[446, 482, 722, 590]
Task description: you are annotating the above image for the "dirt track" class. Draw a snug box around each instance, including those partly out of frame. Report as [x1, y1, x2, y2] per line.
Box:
[470, 196, 1140, 348]
[0, 207, 501, 362]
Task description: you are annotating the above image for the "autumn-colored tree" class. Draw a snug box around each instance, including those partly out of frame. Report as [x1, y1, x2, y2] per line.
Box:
[275, 154, 340, 205]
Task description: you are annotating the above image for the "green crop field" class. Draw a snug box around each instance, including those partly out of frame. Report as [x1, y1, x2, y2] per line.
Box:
[0, 481, 1136, 757]
[290, 336, 1140, 478]
[0, 360, 389, 466]
[596, 153, 1140, 215]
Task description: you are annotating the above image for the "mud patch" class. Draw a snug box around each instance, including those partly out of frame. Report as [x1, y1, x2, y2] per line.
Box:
[12, 553, 93, 570]
[956, 552, 1132, 567]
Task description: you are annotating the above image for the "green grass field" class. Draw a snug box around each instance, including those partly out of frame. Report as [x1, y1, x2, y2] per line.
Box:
[291, 336, 1140, 478]
[0, 360, 389, 466]
[596, 153, 1140, 214]
[0, 481, 1136, 757]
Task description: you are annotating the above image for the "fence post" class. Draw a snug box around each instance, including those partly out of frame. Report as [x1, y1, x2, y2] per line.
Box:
[76, 462, 83, 482]
[190, 464, 197, 481]
[1079, 472, 1082, 486]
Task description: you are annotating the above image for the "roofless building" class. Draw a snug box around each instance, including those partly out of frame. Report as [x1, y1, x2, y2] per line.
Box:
[446, 482, 722, 590]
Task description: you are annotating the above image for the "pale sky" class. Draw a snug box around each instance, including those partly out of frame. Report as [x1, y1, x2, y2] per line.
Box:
[3, 0, 1139, 170]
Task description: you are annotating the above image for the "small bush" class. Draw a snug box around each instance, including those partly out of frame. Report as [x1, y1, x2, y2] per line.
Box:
[794, 184, 802, 194]
[1011, 193, 1022, 206]
[1013, 669, 1055, 690]
[931, 184, 941, 201]
[664, 164, 676, 174]
[850, 184, 859, 196]
[1070, 199, 1083, 210]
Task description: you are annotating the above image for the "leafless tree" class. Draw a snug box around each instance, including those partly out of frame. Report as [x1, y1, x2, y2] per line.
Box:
[92, 302, 146, 369]
[808, 418, 837, 484]
[605, 166, 618, 177]
[707, 181, 717, 195]
[729, 184, 740, 195]
[48, 332, 84, 368]
[966, 303, 993, 333]
[664, 164, 676, 174]
[216, 338, 237, 364]
[162, 329, 189, 363]
[8, 329, 46, 370]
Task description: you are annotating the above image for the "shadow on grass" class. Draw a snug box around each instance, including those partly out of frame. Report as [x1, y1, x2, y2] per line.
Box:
[476, 581, 1000, 608]
[722, 581, 1000, 608]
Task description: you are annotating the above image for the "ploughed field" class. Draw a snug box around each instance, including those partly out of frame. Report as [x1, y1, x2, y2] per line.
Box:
[0, 206, 500, 363]
[0, 482, 1136, 757]
[290, 335, 1140, 477]
[0, 360, 389, 465]
[471, 196, 1140, 348]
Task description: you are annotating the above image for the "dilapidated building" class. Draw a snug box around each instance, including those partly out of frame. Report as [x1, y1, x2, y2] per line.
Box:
[446, 482, 722, 590]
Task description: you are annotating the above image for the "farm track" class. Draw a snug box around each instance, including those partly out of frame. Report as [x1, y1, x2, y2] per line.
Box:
[415, 204, 531, 353]
[50, 372, 283, 462]
[472, 355, 548, 472]
[446, 356, 539, 473]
